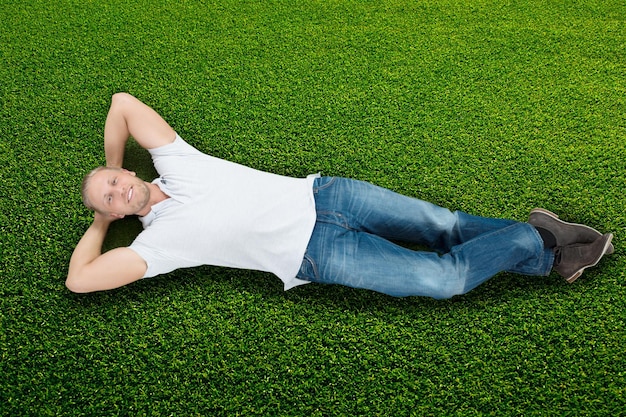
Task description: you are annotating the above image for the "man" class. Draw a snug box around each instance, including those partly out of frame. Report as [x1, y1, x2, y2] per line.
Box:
[67, 93, 614, 297]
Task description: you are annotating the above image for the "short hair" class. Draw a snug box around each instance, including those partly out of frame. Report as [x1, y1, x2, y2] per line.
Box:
[81, 166, 121, 212]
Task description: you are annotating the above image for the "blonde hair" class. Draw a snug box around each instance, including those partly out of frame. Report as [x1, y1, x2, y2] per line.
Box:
[81, 166, 122, 212]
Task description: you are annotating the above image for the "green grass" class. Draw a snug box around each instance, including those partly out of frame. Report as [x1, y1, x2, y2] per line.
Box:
[1, 0, 625, 415]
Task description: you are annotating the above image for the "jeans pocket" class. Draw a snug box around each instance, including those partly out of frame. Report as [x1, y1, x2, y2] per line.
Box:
[313, 176, 337, 193]
[297, 254, 319, 281]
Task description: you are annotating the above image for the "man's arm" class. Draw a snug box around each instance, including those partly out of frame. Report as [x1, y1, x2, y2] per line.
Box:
[67, 93, 172, 293]
[104, 92, 177, 168]
[66, 212, 147, 293]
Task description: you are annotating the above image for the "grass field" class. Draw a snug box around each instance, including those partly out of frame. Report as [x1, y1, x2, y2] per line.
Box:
[1, 0, 625, 415]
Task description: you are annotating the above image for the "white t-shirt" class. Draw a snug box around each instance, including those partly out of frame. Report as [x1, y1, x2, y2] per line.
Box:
[129, 135, 318, 290]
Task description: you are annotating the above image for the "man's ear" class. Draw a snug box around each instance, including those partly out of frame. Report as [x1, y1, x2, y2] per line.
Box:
[120, 168, 137, 177]
[110, 213, 125, 219]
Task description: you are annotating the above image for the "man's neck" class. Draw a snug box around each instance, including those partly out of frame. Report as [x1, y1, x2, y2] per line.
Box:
[138, 182, 170, 216]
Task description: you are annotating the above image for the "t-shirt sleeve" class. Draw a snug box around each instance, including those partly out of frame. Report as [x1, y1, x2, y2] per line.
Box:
[149, 134, 205, 158]
[129, 238, 186, 279]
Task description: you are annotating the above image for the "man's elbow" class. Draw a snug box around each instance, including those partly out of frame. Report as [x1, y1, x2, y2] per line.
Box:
[110, 92, 136, 108]
[65, 274, 93, 294]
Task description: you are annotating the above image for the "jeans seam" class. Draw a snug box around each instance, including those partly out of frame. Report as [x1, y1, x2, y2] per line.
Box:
[527, 224, 554, 275]
[316, 212, 355, 231]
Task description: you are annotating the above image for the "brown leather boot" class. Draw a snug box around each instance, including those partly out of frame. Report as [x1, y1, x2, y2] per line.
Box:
[529, 208, 614, 255]
[553, 233, 613, 283]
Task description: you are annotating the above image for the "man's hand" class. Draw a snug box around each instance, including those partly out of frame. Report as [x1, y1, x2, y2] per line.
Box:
[93, 210, 118, 227]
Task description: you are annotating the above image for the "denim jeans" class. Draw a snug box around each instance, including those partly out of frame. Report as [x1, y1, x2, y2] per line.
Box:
[296, 177, 554, 299]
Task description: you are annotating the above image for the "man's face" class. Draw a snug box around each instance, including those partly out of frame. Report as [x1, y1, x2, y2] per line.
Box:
[87, 168, 151, 217]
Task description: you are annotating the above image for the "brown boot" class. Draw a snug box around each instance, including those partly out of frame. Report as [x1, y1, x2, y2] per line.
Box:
[553, 233, 613, 283]
[529, 208, 614, 254]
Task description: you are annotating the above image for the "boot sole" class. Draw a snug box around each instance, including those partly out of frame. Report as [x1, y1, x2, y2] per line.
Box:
[565, 233, 613, 284]
[530, 208, 614, 255]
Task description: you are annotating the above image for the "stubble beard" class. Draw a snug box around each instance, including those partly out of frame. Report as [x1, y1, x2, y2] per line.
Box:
[132, 181, 151, 214]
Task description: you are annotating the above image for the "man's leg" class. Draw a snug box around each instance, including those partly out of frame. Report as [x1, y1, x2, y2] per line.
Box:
[298, 219, 552, 299]
[298, 177, 554, 298]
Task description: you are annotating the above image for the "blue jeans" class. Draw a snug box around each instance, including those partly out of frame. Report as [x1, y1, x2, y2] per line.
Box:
[296, 177, 554, 299]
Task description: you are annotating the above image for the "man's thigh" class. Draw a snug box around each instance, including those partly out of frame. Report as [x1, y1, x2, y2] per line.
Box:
[297, 221, 465, 298]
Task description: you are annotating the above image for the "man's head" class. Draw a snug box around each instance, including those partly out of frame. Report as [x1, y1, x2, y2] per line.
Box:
[81, 166, 151, 218]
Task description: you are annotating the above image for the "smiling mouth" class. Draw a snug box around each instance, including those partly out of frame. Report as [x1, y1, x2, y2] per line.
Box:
[128, 187, 133, 202]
